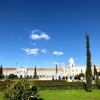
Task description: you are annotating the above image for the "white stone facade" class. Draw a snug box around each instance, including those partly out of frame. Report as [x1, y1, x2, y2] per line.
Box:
[65, 58, 86, 78]
[2, 58, 100, 79]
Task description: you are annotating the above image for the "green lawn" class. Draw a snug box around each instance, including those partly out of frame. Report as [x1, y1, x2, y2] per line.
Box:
[40, 89, 100, 100]
[0, 90, 100, 100]
[0, 91, 4, 100]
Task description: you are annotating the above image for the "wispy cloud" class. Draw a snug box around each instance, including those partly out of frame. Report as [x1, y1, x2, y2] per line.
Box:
[22, 48, 39, 56]
[53, 51, 64, 56]
[30, 29, 50, 40]
[22, 29, 50, 56]
[41, 49, 47, 53]
[22, 48, 48, 56]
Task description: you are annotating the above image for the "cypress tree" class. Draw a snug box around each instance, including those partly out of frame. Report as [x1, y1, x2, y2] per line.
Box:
[86, 34, 92, 92]
[94, 65, 97, 77]
[34, 66, 38, 79]
[0, 65, 3, 78]
[56, 64, 58, 74]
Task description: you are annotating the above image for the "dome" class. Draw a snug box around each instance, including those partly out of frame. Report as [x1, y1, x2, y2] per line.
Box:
[69, 58, 75, 64]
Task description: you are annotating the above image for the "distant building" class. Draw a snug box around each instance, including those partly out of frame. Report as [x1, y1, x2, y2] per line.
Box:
[66, 58, 86, 78]
[3, 58, 100, 79]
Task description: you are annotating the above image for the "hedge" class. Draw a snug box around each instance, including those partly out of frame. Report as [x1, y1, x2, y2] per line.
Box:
[34, 80, 85, 90]
[1, 80, 99, 90]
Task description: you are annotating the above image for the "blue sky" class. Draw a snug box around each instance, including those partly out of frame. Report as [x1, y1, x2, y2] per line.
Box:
[0, 0, 100, 67]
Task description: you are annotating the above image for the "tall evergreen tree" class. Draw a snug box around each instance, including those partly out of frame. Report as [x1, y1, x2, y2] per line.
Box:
[86, 34, 92, 92]
[56, 64, 58, 74]
[34, 66, 38, 78]
[94, 65, 97, 77]
[0, 65, 3, 78]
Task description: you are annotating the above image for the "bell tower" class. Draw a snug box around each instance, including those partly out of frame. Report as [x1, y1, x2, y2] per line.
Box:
[69, 57, 75, 68]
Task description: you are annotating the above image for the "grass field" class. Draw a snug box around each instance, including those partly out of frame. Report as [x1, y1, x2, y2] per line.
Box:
[0, 92, 4, 100]
[0, 90, 100, 100]
[40, 89, 100, 100]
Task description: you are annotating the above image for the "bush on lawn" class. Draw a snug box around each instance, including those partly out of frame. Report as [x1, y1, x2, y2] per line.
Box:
[0, 81, 7, 90]
[4, 79, 43, 100]
[8, 74, 18, 79]
[0, 74, 5, 79]
[74, 75, 80, 80]
[0, 79, 12, 90]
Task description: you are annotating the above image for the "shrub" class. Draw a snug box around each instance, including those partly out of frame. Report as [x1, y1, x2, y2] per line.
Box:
[62, 76, 65, 80]
[0, 74, 5, 79]
[8, 74, 18, 79]
[4, 80, 43, 100]
[0, 79, 12, 90]
[74, 75, 80, 80]
[58, 75, 61, 80]
[0, 81, 6, 90]
[79, 73, 85, 78]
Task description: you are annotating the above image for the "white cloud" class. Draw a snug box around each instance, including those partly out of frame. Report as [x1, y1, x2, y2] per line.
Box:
[53, 51, 64, 56]
[30, 29, 50, 40]
[32, 29, 40, 33]
[22, 48, 39, 56]
[41, 49, 47, 53]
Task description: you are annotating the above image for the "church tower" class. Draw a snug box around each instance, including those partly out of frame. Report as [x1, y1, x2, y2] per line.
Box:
[66, 57, 76, 78]
[69, 57, 75, 68]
